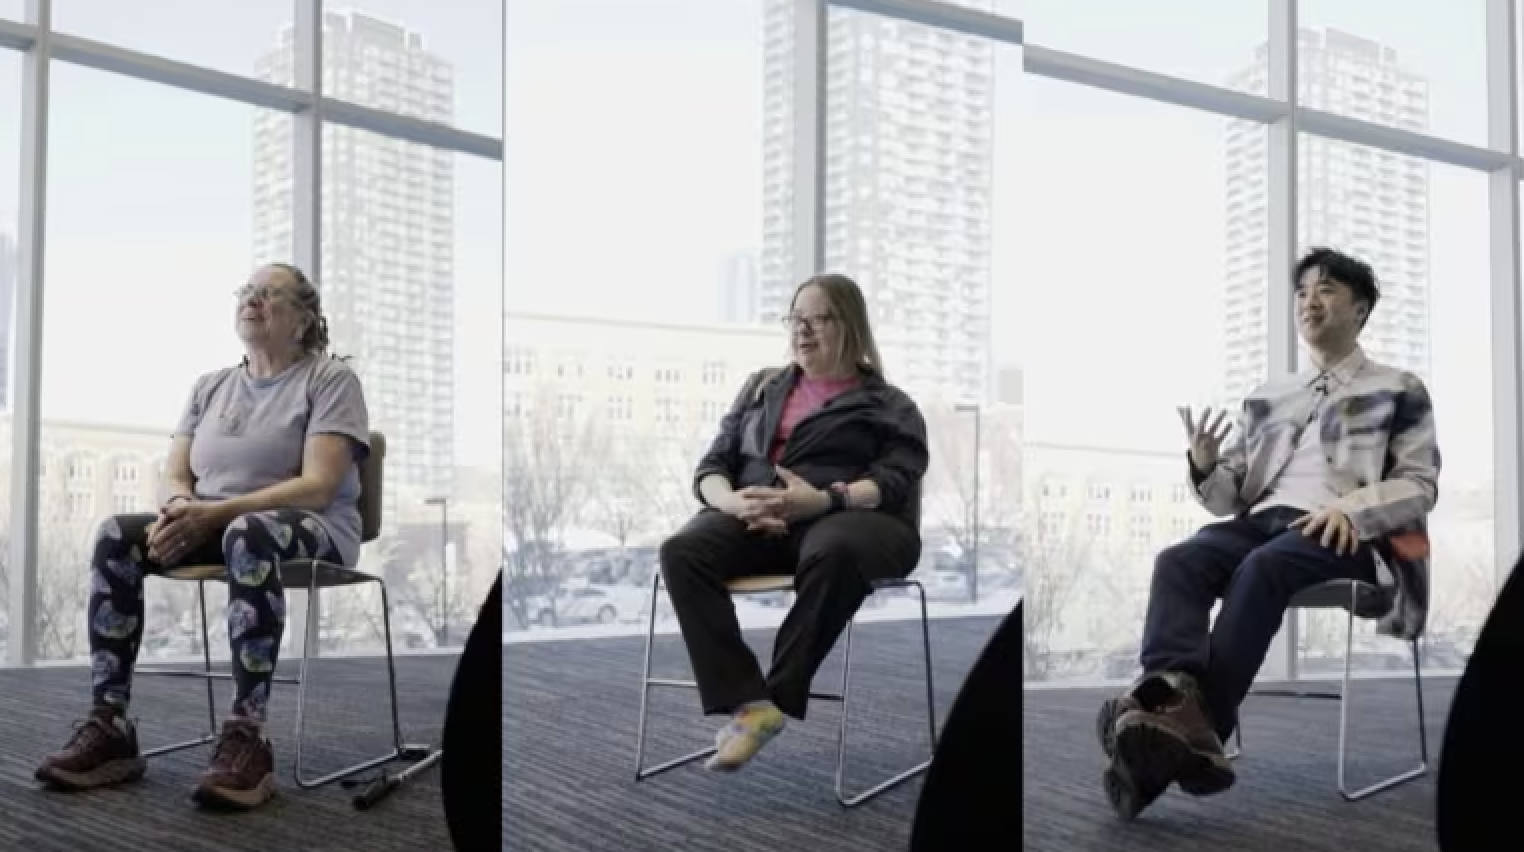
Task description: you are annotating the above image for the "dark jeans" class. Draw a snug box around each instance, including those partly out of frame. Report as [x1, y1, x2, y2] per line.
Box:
[658, 509, 921, 720]
[1139, 507, 1379, 740]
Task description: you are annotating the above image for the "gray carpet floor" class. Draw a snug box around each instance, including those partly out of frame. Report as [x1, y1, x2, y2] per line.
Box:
[1025, 678, 1449, 852]
[503, 616, 995, 852]
[0, 655, 454, 852]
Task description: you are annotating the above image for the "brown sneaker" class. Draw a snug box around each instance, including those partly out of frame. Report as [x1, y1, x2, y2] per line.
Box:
[1113, 672, 1235, 798]
[35, 707, 148, 790]
[191, 718, 277, 810]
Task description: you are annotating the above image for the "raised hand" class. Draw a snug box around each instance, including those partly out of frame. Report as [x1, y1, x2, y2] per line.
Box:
[1177, 406, 1233, 473]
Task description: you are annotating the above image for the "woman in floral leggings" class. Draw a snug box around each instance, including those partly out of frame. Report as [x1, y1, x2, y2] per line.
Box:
[34, 263, 370, 811]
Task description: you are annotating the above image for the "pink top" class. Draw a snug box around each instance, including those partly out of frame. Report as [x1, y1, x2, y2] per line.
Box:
[770, 374, 861, 462]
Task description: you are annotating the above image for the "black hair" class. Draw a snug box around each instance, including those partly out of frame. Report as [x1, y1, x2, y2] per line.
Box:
[1294, 247, 1380, 328]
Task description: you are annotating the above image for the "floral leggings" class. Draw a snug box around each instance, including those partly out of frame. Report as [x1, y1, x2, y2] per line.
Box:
[88, 508, 340, 723]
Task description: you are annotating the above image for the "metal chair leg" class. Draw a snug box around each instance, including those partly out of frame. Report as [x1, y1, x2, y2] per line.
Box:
[141, 579, 221, 758]
[293, 575, 436, 790]
[634, 573, 717, 780]
[1229, 601, 1429, 800]
[833, 580, 935, 808]
[1336, 626, 1428, 801]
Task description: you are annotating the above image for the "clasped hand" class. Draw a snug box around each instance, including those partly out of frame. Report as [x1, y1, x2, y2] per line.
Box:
[726, 467, 831, 536]
[145, 499, 227, 566]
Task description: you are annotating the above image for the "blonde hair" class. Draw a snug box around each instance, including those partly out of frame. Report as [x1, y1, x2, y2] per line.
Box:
[790, 273, 886, 377]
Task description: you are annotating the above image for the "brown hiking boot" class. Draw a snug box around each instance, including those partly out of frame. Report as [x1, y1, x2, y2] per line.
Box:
[1095, 693, 1138, 759]
[1113, 672, 1235, 798]
[35, 706, 148, 790]
[191, 718, 277, 810]
[1097, 692, 1166, 820]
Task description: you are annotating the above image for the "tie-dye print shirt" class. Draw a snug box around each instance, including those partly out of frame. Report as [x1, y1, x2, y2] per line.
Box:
[1191, 347, 1441, 639]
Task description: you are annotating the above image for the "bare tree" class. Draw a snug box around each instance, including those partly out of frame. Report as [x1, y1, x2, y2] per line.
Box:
[1019, 495, 1092, 681]
[649, 423, 711, 535]
[923, 403, 1023, 601]
[503, 386, 601, 628]
[33, 497, 96, 661]
[587, 433, 649, 547]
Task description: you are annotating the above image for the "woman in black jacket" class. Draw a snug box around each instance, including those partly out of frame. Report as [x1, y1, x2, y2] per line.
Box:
[659, 273, 930, 772]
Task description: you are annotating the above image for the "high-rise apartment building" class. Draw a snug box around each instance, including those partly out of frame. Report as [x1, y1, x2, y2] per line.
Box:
[717, 250, 761, 325]
[1223, 28, 1430, 402]
[253, 8, 458, 500]
[758, 0, 996, 405]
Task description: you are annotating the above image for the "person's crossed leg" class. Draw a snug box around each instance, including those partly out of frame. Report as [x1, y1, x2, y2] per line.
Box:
[1097, 507, 1379, 819]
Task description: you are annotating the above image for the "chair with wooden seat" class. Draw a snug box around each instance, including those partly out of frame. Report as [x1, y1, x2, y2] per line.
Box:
[633, 572, 938, 807]
[135, 431, 439, 791]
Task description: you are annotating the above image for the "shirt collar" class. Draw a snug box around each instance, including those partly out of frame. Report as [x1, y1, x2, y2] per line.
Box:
[1301, 346, 1366, 390]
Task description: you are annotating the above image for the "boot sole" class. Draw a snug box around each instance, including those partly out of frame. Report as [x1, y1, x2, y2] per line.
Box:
[1115, 718, 1236, 797]
[35, 756, 147, 791]
[1096, 698, 1120, 758]
[1102, 757, 1164, 821]
[191, 773, 277, 811]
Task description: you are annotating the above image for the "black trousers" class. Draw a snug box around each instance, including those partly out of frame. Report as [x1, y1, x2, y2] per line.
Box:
[1139, 507, 1379, 740]
[658, 508, 921, 720]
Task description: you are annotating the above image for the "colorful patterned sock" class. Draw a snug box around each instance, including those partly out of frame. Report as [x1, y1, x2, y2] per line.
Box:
[705, 701, 786, 772]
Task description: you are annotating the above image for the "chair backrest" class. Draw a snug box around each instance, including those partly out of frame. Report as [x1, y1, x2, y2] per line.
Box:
[359, 431, 386, 543]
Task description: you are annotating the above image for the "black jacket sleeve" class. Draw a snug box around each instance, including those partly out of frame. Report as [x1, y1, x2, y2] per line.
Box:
[691, 369, 768, 505]
[865, 389, 930, 512]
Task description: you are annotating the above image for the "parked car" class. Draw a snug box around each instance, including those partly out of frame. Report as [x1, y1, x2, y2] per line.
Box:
[529, 584, 646, 627]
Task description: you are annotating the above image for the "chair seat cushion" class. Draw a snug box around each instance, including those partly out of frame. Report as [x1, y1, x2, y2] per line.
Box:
[1289, 579, 1390, 619]
[726, 575, 794, 594]
[161, 560, 377, 589]
[164, 564, 226, 582]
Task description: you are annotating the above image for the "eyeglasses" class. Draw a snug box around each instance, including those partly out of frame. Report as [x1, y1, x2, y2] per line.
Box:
[780, 313, 836, 331]
[233, 283, 293, 305]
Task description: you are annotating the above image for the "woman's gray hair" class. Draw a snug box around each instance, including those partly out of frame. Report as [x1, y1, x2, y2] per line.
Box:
[268, 262, 330, 353]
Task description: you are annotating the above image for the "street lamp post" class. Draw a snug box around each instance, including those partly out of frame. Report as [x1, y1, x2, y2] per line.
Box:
[425, 496, 449, 645]
[954, 402, 981, 604]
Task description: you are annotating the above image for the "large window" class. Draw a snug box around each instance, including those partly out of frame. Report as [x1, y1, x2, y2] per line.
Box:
[0, 50, 18, 654]
[1003, 0, 1266, 92]
[504, 0, 766, 638]
[52, 1, 298, 82]
[1299, 0, 1488, 148]
[319, 0, 502, 138]
[322, 129, 501, 655]
[1290, 149, 1494, 676]
[37, 66, 274, 662]
[3, 3, 501, 666]
[1005, 76, 1267, 683]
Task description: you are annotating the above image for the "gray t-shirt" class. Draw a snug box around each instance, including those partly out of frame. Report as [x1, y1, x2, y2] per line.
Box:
[175, 354, 370, 568]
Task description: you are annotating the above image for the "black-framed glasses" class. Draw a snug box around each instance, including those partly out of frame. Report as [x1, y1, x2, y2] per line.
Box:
[781, 313, 836, 331]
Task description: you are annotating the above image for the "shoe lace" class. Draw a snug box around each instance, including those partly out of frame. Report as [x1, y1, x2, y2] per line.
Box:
[66, 718, 109, 751]
[210, 725, 259, 772]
